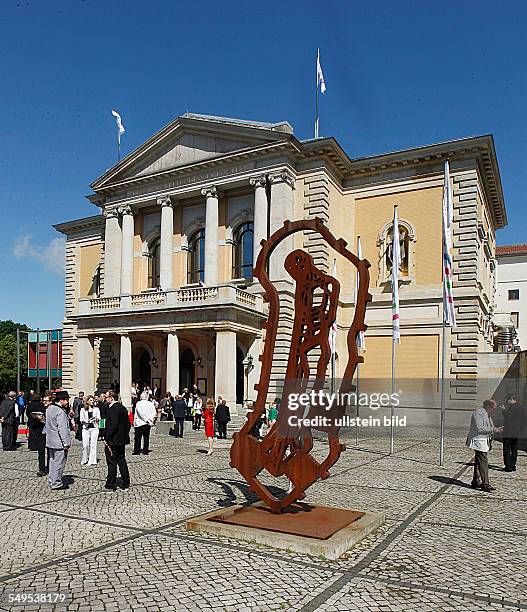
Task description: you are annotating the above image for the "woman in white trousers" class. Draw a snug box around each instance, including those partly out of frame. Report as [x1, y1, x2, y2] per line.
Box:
[80, 395, 100, 466]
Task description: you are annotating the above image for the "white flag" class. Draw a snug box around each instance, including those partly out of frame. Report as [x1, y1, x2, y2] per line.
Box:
[391, 207, 401, 343]
[317, 49, 326, 94]
[442, 160, 456, 327]
[356, 237, 365, 349]
[111, 110, 125, 144]
[330, 258, 337, 354]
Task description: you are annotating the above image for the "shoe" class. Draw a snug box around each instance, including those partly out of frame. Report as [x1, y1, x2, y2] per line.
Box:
[36, 471, 46, 477]
[504, 467, 513, 472]
[104, 485, 117, 491]
[120, 484, 130, 490]
[481, 485, 495, 492]
[142, 450, 150, 455]
[51, 485, 69, 490]
[512, 466, 517, 471]
[470, 481, 480, 489]
[131, 452, 141, 455]
[81, 462, 88, 466]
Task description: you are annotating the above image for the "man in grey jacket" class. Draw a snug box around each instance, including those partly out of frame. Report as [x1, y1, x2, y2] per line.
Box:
[46, 390, 72, 490]
[466, 399, 502, 492]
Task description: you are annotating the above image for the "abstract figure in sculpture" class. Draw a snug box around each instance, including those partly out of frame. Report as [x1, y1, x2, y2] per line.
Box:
[230, 218, 371, 513]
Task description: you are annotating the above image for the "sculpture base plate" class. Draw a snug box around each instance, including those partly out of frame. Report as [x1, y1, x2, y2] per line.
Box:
[186, 501, 384, 560]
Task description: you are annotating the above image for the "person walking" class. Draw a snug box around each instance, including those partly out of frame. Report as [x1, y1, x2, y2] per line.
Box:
[502, 394, 525, 472]
[45, 390, 72, 490]
[0, 392, 18, 451]
[172, 394, 186, 438]
[215, 397, 231, 440]
[132, 391, 156, 455]
[80, 395, 100, 466]
[203, 397, 215, 455]
[466, 399, 502, 492]
[104, 390, 131, 491]
[192, 395, 203, 431]
[27, 393, 47, 476]
[17, 391, 27, 425]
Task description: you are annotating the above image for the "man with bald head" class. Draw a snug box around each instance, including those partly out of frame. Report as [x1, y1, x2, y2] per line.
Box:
[0, 391, 18, 451]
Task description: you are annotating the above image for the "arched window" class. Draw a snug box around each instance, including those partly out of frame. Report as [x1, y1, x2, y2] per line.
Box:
[232, 222, 254, 280]
[188, 229, 205, 284]
[147, 238, 161, 289]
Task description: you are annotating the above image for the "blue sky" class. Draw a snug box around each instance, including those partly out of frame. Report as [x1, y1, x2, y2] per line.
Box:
[1, 0, 526, 328]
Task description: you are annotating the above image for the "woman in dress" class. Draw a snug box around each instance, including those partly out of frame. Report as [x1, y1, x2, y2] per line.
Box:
[203, 397, 215, 455]
[80, 395, 100, 466]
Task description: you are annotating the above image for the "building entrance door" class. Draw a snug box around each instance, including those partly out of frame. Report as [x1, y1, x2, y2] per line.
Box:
[139, 350, 151, 389]
[180, 348, 195, 391]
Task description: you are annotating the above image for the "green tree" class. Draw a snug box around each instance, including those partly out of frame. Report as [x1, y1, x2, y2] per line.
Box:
[0, 320, 29, 393]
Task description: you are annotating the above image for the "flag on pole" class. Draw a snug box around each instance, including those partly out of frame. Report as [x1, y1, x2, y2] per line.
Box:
[111, 110, 125, 145]
[330, 258, 337, 354]
[391, 207, 401, 343]
[316, 49, 326, 94]
[442, 160, 456, 327]
[356, 237, 365, 349]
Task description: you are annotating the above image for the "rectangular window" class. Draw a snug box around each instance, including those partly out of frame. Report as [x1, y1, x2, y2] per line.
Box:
[511, 312, 519, 328]
[508, 289, 520, 300]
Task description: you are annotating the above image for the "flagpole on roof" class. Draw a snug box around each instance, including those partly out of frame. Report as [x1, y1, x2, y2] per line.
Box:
[315, 49, 326, 138]
[112, 110, 125, 162]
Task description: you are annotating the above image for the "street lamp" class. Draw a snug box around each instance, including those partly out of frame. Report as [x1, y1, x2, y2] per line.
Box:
[242, 354, 254, 405]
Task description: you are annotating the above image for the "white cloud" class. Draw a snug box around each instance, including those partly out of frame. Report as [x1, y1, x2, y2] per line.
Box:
[13, 234, 66, 275]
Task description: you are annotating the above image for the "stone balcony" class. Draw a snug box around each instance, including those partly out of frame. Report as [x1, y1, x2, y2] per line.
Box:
[77, 285, 264, 317]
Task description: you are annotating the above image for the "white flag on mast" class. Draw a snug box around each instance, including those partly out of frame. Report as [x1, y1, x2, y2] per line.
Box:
[356, 236, 365, 349]
[391, 207, 401, 343]
[111, 110, 125, 144]
[317, 49, 326, 94]
[442, 160, 456, 327]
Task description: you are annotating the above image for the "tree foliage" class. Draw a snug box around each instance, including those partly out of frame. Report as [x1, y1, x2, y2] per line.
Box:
[0, 320, 29, 394]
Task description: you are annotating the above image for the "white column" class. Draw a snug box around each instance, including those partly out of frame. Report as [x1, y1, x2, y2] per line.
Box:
[268, 169, 295, 281]
[120, 205, 134, 296]
[76, 336, 94, 395]
[202, 186, 219, 286]
[159, 196, 174, 290]
[103, 208, 122, 297]
[215, 330, 237, 408]
[250, 174, 268, 264]
[166, 331, 180, 396]
[119, 333, 132, 408]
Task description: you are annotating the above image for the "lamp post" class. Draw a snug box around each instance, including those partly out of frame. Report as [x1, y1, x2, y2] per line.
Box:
[242, 354, 254, 405]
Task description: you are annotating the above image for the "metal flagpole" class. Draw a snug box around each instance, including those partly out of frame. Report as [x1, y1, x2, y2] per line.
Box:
[315, 52, 319, 139]
[16, 329, 21, 392]
[330, 257, 336, 395]
[36, 328, 40, 396]
[390, 338, 395, 454]
[439, 188, 447, 466]
[47, 331, 52, 392]
[117, 129, 121, 162]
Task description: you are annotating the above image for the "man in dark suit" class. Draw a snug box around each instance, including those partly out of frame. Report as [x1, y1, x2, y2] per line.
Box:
[215, 396, 231, 440]
[172, 394, 187, 438]
[104, 390, 131, 491]
[0, 392, 18, 451]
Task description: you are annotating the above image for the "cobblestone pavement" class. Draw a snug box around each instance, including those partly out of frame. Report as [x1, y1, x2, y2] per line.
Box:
[0, 422, 525, 611]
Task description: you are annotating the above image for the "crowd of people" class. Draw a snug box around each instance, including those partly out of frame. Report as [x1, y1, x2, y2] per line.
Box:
[0, 385, 525, 494]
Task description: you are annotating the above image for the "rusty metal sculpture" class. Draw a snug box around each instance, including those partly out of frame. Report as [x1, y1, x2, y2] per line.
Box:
[230, 218, 371, 513]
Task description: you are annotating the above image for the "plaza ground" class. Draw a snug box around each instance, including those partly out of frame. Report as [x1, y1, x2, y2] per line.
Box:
[0, 422, 525, 611]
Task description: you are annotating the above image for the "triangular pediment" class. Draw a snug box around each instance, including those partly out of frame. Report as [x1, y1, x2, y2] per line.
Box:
[91, 114, 293, 190]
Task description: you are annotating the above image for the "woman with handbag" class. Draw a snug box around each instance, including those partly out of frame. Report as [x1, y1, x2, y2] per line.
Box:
[80, 395, 100, 466]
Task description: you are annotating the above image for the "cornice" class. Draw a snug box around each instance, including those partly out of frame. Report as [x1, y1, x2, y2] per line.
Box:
[53, 215, 104, 235]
